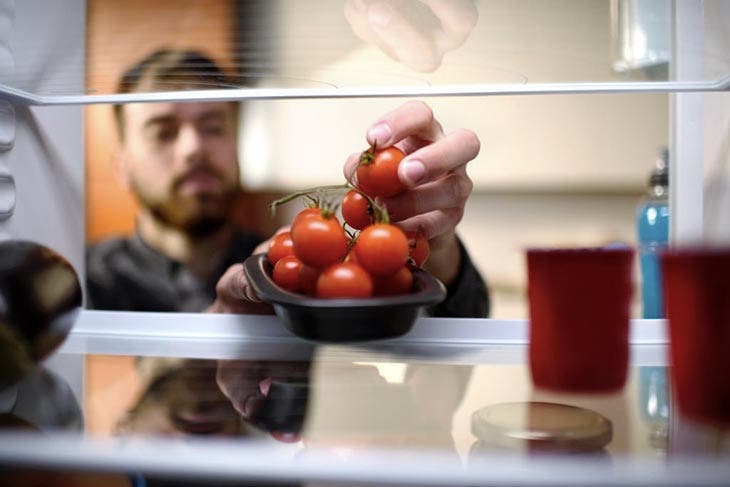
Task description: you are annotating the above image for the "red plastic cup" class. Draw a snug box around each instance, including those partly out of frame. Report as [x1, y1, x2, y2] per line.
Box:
[661, 248, 730, 426]
[527, 247, 634, 392]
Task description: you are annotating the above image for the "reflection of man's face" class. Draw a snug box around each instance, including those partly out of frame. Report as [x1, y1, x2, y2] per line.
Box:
[118, 101, 240, 236]
[116, 359, 243, 438]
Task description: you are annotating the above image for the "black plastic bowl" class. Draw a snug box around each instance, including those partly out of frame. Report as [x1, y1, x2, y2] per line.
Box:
[243, 254, 447, 342]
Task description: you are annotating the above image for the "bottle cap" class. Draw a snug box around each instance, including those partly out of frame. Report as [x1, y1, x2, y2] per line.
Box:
[649, 147, 669, 188]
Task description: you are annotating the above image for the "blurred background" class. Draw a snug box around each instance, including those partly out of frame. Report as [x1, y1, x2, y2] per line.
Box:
[84, 0, 675, 319]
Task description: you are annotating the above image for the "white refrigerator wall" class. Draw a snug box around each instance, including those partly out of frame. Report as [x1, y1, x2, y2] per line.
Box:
[0, 0, 85, 273]
[0, 0, 86, 409]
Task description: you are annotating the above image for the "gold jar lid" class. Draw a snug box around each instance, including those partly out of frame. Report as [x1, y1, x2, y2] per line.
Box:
[471, 402, 612, 453]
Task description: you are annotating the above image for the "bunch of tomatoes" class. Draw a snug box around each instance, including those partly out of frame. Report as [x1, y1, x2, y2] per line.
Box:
[266, 145, 429, 299]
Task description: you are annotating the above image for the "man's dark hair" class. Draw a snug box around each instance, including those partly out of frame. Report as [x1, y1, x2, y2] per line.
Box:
[113, 49, 237, 139]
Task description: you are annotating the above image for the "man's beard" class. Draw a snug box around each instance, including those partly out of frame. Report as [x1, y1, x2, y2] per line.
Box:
[130, 175, 239, 238]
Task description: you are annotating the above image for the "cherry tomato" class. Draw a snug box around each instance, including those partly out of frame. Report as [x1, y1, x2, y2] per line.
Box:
[344, 248, 358, 263]
[290, 207, 321, 235]
[356, 146, 406, 198]
[316, 262, 373, 298]
[299, 264, 321, 296]
[373, 266, 413, 296]
[291, 213, 348, 268]
[272, 255, 303, 293]
[406, 230, 430, 268]
[267, 231, 295, 265]
[341, 190, 372, 230]
[354, 224, 409, 276]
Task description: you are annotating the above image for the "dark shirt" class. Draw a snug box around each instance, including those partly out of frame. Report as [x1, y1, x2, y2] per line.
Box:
[86, 231, 489, 317]
[86, 230, 264, 312]
[430, 237, 490, 318]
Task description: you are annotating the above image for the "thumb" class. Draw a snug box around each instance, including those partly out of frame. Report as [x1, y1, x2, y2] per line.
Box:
[208, 263, 273, 315]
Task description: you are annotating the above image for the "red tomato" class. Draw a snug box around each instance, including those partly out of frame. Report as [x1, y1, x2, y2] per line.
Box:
[341, 190, 372, 230]
[299, 264, 321, 296]
[316, 262, 373, 298]
[406, 230, 430, 268]
[354, 224, 409, 276]
[290, 207, 321, 235]
[344, 248, 358, 263]
[373, 266, 413, 296]
[291, 213, 348, 268]
[272, 255, 303, 293]
[356, 146, 406, 198]
[267, 231, 295, 265]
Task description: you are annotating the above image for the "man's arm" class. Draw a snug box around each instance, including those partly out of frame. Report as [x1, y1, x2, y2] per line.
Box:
[428, 236, 489, 318]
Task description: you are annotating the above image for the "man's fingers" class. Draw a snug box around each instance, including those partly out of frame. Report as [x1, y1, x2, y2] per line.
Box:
[398, 128, 480, 188]
[394, 207, 465, 248]
[383, 169, 472, 221]
[215, 264, 251, 302]
[211, 263, 273, 315]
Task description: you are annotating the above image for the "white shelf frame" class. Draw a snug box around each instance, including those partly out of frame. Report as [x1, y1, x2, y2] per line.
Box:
[0, 77, 728, 107]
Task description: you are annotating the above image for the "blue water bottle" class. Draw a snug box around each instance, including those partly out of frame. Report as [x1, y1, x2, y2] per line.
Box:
[637, 148, 670, 319]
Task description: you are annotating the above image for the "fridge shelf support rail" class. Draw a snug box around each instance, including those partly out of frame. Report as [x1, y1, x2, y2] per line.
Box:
[0, 76, 729, 106]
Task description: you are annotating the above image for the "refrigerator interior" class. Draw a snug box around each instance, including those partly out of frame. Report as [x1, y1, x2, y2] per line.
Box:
[0, 1, 729, 484]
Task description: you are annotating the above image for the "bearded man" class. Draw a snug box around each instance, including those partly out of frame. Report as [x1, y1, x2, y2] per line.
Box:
[86, 49, 489, 317]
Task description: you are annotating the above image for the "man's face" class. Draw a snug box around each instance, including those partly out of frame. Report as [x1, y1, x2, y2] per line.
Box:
[117, 101, 240, 236]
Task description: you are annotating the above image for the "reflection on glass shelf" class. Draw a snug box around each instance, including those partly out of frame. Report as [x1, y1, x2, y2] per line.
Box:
[1, 332, 730, 485]
[78, 353, 677, 459]
[2, 0, 730, 104]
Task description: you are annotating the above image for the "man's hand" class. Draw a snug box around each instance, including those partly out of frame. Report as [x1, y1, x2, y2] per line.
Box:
[344, 100, 480, 285]
[206, 240, 275, 314]
[344, 0, 478, 72]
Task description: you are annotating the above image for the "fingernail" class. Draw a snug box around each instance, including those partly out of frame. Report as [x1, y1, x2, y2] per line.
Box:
[401, 160, 426, 187]
[368, 2, 393, 27]
[367, 122, 392, 146]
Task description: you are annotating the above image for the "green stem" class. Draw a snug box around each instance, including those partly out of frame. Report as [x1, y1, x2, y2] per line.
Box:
[346, 143, 377, 186]
[269, 184, 351, 215]
[343, 233, 358, 261]
[376, 202, 390, 224]
[348, 187, 389, 224]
